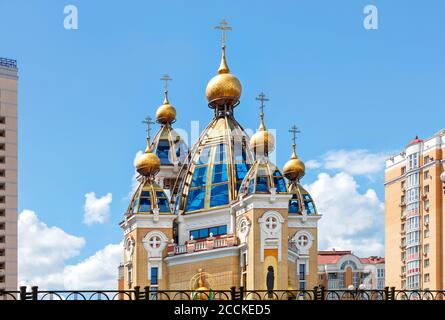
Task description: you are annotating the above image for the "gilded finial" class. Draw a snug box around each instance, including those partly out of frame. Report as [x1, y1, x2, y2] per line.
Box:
[160, 74, 172, 104]
[142, 115, 155, 152]
[214, 19, 232, 74]
[289, 125, 301, 158]
[256, 92, 269, 130]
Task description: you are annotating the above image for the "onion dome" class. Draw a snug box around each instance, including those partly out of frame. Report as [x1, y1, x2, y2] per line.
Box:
[170, 116, 254, 213]
[250, 117, 275, 157]
[127, 178, 172, 214]
[136, 116, 161, 177]
[283, 148, 305, 181]
[205, 45, 242, 108]
[135, 145, 161, 177]
[238, 157, 287, 196]
[156, 92, 176, 124]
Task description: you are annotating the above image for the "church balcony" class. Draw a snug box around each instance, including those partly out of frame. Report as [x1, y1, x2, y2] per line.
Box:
[167, 234, 238, 256]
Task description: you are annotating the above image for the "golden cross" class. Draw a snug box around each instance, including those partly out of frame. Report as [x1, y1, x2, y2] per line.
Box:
[256, 92, 269, 116]
[160, 74, 172, 92]
[142, 115, 155, 140]
[289, 125, 301, 146]
[214, 19, 232, 47]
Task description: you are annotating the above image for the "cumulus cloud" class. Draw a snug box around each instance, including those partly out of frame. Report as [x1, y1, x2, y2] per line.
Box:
[19, 210, 122, 290]
[307, 149, 390, 176]
[304, 172, 384, 257]
[83, 192, 112, 225]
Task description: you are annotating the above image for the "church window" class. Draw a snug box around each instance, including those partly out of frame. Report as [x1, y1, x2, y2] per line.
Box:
[191, 166, 208, 188]
[273, 170, 286, 193]
[212, 163, 228, 183]
[156, 191, 170, 212]
[256, 176, 269, 193]
[210, 183, 229, 207]
[156, 139, 171, 165]
[190, 225, 227, 240]
[185, 187, 206, 211]
[289, 195, 299, 214]
[139, 196, 152, 212]
[151, 267, 158, 285]
[303, 194, 315, 214]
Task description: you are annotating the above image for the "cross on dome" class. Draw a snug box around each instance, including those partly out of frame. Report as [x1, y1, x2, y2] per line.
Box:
[160, 74, 172, 93]
[214, 19, 232, 47]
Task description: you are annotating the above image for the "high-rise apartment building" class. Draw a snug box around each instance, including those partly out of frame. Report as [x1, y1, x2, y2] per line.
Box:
[385, 130, 445, 290]
[0, 57, 18, 292]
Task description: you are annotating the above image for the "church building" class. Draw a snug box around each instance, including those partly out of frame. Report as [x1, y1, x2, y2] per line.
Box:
[118, 21, 321, 295]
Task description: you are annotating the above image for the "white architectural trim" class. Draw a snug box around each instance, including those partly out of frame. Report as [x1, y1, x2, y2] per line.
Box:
[165, 246, 239, 266]
[258, 211, 284, 262]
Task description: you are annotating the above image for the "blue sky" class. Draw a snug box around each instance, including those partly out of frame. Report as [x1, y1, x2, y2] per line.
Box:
[1, 0, 445, 287]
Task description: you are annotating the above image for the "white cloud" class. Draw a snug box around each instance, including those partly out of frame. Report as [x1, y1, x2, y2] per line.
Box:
[307, 149, 390, 176]
[304, 172, 384, 257]
[306, 159, 322, 169]
[83, 192, 112, 225]
[18, 210, 85, 286]
[19, 210, 122, 290]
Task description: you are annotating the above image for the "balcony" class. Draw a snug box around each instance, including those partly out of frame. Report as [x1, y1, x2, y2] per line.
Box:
[167, 234, 237, 256]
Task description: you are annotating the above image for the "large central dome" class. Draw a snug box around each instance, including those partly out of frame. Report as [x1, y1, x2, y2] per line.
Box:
[205, 46, 242, 109]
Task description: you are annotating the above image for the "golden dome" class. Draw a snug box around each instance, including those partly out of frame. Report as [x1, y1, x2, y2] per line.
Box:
[205, 46, 242, 108]
[283, 149, 305, 181]
[156, 94, 176, 124]
[135, 145, 161, 177]
[249, 119, 275, 155]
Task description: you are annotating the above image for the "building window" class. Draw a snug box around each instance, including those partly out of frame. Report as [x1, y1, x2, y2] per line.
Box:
[424, 199, 430, 211]
[424, 229, 430, 238]
[0, 130, 4, 137]
[401, 166, 406, 175]
[127, 267, 133, 284]
[0, 117, 5, 124]
[151, 267, 158, 285]
[424, 244, 430, 254]
[0, 262, 5, 269]
[0, 222, 5, 230]
[155, 191, 170, 212]
[0, 236, 4, 243]
[401, 180, 405, 190]
[0, 170, 4, 177]
[190, 225, 227, 240]
[424, 273, 430, 283]
[424, 185, 429, 194]
[303, 194, 316, 214]
[424, 170, 430, 179]
[424, 156, 430, 165]
[0, 144, 4, 151]
[299, 263, 306, 281]
[0, 275, 5, 283]
[424, 215, 429, 225]
[424, 259, 430, 268]
[0, 209, 4, 217]
[0, 183, 4, 190]
[0, 249, 4, 256]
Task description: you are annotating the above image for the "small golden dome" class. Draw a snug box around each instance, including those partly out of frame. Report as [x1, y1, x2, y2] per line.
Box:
[156, 94, 176, 124]
[205, 46, 242, 108]
[249, 120, 275, 155]
[283, 149, 305, 181]
[135, 146, 161, 177]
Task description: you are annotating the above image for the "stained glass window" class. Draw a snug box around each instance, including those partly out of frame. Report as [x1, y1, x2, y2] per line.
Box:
[156, 139, 171, 165]
[191, 166, 208, 188]
[273, 170, 287, 193]
[139, 196, 152, 212]
[303, 194, 316, 214]
[210, 183, 229, 207]
[212, 163, 228, 183]
[156, 191, 170, 212]
[186, 187, 206, 211]
[256, 176, 269, 193]
[289, 196, 299, 214]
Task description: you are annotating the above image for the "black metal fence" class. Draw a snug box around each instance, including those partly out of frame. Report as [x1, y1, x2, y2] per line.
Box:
[1, 286, 444, 300]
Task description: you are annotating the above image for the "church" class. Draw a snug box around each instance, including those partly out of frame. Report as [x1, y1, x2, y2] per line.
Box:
[118, 20, 321, 295]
